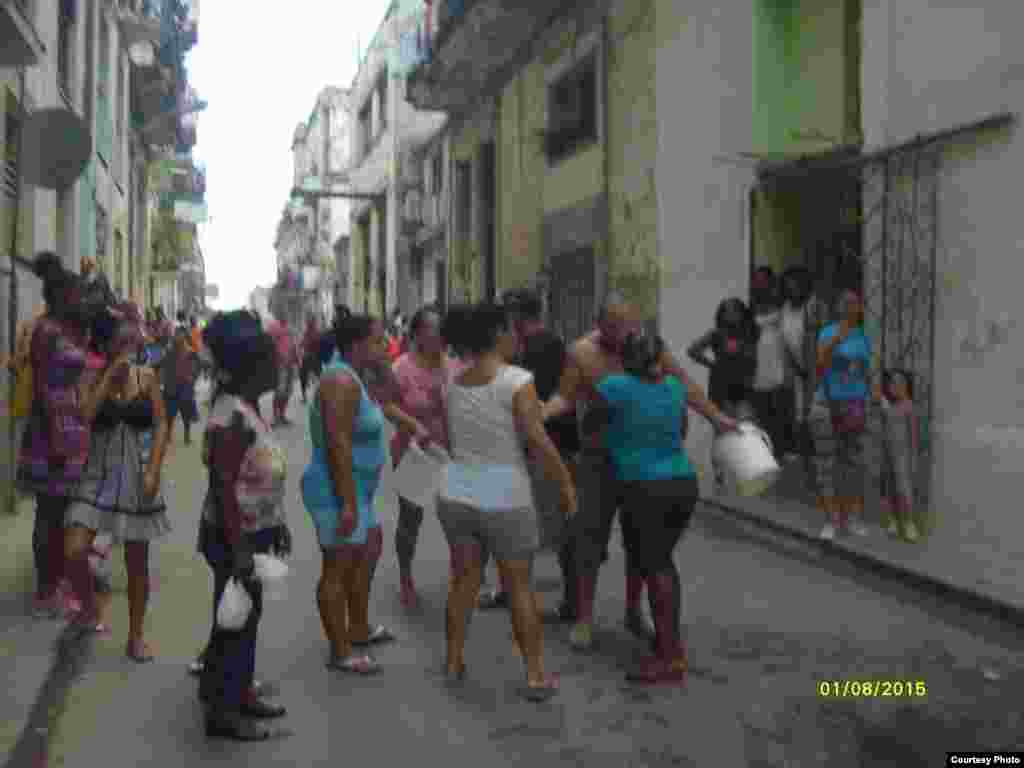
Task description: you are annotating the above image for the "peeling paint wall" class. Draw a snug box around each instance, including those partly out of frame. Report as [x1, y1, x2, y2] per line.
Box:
[606, 0, 660, 320]
[655, 2, 755, 496]
[862, 0, 1024, 578]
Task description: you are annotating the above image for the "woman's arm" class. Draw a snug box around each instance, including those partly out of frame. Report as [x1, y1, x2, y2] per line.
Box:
[543, 349, 584, 422]
[80, 351, 133, 424]
[207, 416, 251, 549]
[514, 382, 576, 516]
[320, 374, 362, 518]
[661, 347, 736, 431]
[687, 330, 717, 369]
[145, 369, 170, 474]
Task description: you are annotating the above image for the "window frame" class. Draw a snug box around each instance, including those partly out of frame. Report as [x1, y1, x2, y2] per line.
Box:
[543, 28, 603, 166]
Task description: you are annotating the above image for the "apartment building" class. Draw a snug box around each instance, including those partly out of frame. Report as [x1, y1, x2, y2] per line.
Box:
[347, 0, 446, 316]
[407, 0, 660, 343]
[2, 0, 202, 513]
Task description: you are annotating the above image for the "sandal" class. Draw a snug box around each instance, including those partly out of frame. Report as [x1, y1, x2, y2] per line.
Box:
[326, 654, 381, 675]
[442, 663, 467, 688]
[126, 639, 155, 663]
[519, 674, 560, 702]
[351, 625, 395, 648]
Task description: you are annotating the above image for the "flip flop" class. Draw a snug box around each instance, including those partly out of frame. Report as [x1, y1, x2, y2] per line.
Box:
[326, 654, 381, 675]
[351, 625, 395, 648]
[519, 674, 560, 703]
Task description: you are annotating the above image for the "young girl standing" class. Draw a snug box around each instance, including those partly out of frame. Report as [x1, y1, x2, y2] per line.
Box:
[879, 369, 921, 542]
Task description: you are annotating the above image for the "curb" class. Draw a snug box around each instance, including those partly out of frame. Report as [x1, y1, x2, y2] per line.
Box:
[697, 495, 1024, 632]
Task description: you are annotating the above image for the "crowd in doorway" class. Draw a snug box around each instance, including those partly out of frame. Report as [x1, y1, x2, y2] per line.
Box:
[685, 265, 923, 543]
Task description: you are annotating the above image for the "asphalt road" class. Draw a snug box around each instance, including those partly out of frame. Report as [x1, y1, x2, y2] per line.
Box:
[18, 388, 1024, 767]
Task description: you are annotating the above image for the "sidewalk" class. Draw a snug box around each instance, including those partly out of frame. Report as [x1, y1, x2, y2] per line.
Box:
[702, 459, 1024, 627]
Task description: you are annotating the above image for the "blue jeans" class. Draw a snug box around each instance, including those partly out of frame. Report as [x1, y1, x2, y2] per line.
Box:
[199, 525, 275, 714]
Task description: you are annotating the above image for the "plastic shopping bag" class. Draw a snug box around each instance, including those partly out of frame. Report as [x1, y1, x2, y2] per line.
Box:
[252, 554, 289, 601]
[393, 442, 450, 512]
[216, 578, 253, 631]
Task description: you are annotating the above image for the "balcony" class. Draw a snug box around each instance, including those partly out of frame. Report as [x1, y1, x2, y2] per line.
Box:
[118, 0, 162, 51]
[1, 0, 46, 67]
[406, 0, 559, 113]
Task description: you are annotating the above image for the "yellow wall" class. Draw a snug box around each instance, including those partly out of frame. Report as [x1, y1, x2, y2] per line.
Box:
[606, 0, 660, 319]
[494, 2, 659, 321]
[450, 119, 483, 301]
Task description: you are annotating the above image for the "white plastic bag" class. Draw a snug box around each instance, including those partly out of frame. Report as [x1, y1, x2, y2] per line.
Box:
[393, 442, 450, 512]
[252, 554, 289, 601]
[216, 578, 253, 630]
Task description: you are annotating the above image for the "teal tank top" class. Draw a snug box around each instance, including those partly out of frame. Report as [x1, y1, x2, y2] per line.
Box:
[308, 355, 386, 472]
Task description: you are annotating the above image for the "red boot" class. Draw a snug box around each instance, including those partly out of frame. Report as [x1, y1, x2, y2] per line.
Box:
[627, 572, 685, 685]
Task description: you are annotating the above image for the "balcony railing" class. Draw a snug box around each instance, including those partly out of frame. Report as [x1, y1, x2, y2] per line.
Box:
[1, 0, 46, 67]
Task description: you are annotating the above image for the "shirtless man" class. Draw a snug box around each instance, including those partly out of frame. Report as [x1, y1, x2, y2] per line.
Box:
[544, 293, 736, 651]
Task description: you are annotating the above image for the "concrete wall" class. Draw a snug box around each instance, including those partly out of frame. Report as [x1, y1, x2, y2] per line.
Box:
[861, 0, 1024, 575]
[655, 1, 755, 494]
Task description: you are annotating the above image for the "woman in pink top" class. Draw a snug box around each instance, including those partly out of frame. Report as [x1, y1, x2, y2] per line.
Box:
[388, 306, 460, 609]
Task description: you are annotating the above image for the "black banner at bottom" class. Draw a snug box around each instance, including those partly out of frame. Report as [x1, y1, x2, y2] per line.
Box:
[947, 754, 1024, 766]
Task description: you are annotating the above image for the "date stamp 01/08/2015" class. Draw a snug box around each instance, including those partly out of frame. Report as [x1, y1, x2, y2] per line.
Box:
[816, 679, 928, 698]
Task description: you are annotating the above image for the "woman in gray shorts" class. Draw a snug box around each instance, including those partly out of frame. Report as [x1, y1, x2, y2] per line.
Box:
[437, 302, 576, 701]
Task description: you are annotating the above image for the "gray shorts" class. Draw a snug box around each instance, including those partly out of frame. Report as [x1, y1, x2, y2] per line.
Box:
[809, 400, 868, 498]
[437, 497, 540, 562]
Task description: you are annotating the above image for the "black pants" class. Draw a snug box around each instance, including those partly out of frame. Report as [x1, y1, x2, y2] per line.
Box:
[199, 525, 275, 714]
[33, 494, 68, 595]
[619, 477, 698, 579]
[750, 388, 794, 456]
[298, 354, 321, 398]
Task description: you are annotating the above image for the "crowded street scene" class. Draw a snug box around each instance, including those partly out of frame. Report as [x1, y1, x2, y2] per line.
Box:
[2, 1, 1024, 766]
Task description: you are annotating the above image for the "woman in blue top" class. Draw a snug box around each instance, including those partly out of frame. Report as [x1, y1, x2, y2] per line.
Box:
[584, 332, 736, 685]
[303, 309, 408, 674]
[810, 289, 873, 540]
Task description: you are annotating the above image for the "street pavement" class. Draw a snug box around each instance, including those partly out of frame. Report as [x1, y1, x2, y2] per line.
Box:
[3, 384, 1023, 767]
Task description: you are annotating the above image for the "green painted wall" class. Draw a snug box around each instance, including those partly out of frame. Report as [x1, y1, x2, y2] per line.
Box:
[752, 0, 861, 155]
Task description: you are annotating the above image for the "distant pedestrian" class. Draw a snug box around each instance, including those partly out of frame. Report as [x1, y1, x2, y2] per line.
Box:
[268, 317, 298, 427]
[161, 328, 199, 444]
[198, 310, 291, 741]
[298, 316, 322, 404]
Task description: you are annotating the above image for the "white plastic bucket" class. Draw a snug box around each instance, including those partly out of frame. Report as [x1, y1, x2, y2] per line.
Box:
[711, 421, 781, 497]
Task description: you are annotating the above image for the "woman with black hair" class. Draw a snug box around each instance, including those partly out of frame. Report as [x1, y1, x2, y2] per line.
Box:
[18, 253, 94, 619]
[387, 304, 456, 609]
[198, 310, 291, 740]
[302, 308, 398, 674]
[62, 303, 172, 658]
[583, 332, 735, 684]
[687, 297, 759, 415]
[436, 302, 576, 700]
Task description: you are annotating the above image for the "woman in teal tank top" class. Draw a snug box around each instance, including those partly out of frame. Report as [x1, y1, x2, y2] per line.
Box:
[301, 310, 396, 675]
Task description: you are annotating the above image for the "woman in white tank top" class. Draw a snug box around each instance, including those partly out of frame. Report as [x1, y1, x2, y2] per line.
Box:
[437, 302, 576, 702]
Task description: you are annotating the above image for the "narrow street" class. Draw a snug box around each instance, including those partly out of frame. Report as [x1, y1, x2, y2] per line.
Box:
[22, 388, 1021, 767]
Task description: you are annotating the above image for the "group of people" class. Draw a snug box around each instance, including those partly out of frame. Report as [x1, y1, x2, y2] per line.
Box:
[9, 254, 209, 666]
[686, 265, 921, 543]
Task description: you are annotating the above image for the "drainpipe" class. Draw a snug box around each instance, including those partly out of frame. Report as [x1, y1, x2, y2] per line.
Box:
[5, 67, 27, 518]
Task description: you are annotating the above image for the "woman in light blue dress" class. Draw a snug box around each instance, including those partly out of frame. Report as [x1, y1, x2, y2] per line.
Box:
[302, 309, 401, 674]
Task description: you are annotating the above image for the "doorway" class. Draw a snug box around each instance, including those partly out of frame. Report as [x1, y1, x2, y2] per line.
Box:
[479, 142, 496, 301]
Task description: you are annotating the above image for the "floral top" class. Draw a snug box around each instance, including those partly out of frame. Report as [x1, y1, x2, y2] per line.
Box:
[17, 318, 90, 497]
[201, 395, 287, 535]
[390, 353, 461, 467]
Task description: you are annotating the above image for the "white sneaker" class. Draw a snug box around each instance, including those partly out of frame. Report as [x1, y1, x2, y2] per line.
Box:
[819, 523, 836, 541]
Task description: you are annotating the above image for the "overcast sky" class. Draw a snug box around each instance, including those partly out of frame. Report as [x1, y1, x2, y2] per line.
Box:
[188, 1, 391, 311]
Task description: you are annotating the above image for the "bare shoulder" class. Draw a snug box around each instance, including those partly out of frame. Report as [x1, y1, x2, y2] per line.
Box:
[320, 370, 361, 399]
[570, 333, 599, 363]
